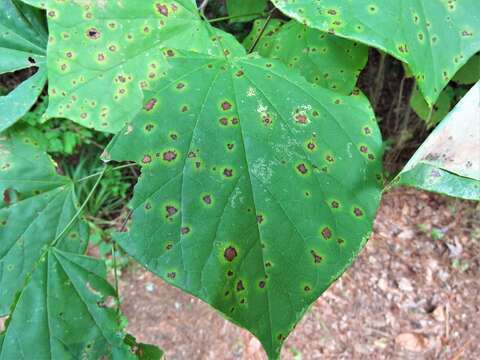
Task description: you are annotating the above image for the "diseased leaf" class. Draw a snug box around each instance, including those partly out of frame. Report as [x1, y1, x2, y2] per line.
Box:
[0, 0, 47, 131]
[227, 0, 269, 23]
[396, 82, 480, 200]
[107, 49, 383, 358]
[272, 0, 480, 105]
[39, 0, 244, 133]
[244, 19, 368, 94]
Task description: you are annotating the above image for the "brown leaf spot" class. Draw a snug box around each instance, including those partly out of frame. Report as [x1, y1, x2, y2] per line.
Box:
[144, 98, 157, 111]
[202, 195, 212, 205]
[163, 150, 177, 162]
[221, 101, 232, 111]
[297, 164, 308, 174]
[142, 155, 152, 164]
[86, 27, 101, 39]
[223, 168, 233, 177]
[156, 3, 169, 16]
[311, 250, 323, 263]
[165, 205, 178, 217]
[224, 247, 237, 262]
[321, 227, 332, 239]
[236, 280, 245, 292]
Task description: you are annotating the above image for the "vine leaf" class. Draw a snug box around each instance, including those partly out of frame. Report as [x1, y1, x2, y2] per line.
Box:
[0, 0, 47, 132]
[396, 82, 480, 200]
[271, 0, 480, 105]
[36, 0, 244, 133]
[244, 19, 368, 94]
[0, 129, 162, 358]
[107, 50, 383, 358]
[226, 0, 269, 23]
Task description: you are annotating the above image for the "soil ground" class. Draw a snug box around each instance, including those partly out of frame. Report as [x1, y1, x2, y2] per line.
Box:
[120, 188, 480, 360]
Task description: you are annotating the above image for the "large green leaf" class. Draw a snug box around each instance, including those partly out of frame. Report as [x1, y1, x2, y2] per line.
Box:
[244, 19, 368, 94]
[410, 84, 455, 128]
[107, 49, 383, 358]
[227, 0, 269, 22]
[36, 0, 244, 133]
[0, 0, 47, 132]
[0, 129, 162, 358]
[0, 128, 87, 314]
[395, 82, 480, 200]
[272, 0, 480, 105]
[0, 250, 137, 360]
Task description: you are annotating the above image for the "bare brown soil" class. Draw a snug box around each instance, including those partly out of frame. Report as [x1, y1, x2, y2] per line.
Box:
[119, 188, 480, 359]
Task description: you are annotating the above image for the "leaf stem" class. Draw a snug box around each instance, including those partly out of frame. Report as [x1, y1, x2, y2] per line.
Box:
[75, 163, 136, 183]
[111, 240, 121, 314]
[53, 165, 107, 247]
[248, 9, 275, 54]
[208, 12, 266, 23]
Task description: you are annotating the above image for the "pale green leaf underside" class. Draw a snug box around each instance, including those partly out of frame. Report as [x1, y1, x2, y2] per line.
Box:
[0, 0, 47, 131]
[397, 82, 480, 200]
[244, 19, 368, 94]
[272, 0, 480, 105]
[42, 0, 244, 133]
[108, 50, 383, 358]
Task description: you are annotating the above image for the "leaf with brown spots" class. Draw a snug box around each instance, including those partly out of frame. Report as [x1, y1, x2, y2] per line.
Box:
[272, 0, 480, 105]
[35, 0, 245, 133]
[243, 19, 368, 94]
[108, 48, 383, 358]
[0, 0, 47, 132]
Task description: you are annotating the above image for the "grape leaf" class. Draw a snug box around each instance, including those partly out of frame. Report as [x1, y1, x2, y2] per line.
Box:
[107, 49, 383, 358]
[227, 0, 269, 23]
[396, 82, 480, 200]
[244, 19, 368, 94]
[272, 0, 480, 106]
[35, 0, 244, 133]
[0, 0, 47, 132]
[0, 129, 162, 358]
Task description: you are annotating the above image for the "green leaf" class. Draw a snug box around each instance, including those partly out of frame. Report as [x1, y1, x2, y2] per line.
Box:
[0, 128, 163, 358]
[271, 0, 480, 105]
[0, 0, 47, 132]
[244, 19, 368, 94]
[107, 50, 383, 358]
[226, 0, 268, 23]
[453, 52, 480, 85]
[0, 249, 136, 359]
[410, 85, 454, 128]
[40, 0, 244, 133]
[395, 82, 480, 200]
[0, 128, 87, 314]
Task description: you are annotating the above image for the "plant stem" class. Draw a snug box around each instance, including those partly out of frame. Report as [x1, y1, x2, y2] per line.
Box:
[372, 52, 387, 110]
[208, 12, 266, 23]
[53, 165, 108, 247]
[75, 163, 136, 183]
[111, 240, 121, 314]
[248, 9, 275, 54]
